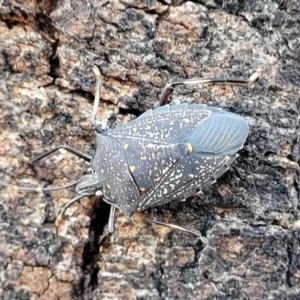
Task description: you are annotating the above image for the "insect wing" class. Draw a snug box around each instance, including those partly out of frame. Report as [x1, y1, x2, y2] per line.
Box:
[122, 141, 192, 192]
[138, 154, 231, 210]
[186, 113, 249, 155]
[137, 110, 249, 210]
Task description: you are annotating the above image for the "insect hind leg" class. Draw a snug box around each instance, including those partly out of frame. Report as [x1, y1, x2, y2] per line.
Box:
[150, 208, 208, 244]
[158, 77, 251, 106]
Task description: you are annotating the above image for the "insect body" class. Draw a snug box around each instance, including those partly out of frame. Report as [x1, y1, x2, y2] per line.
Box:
[0, 67, 254, 243]
[79, 104, 248, 219]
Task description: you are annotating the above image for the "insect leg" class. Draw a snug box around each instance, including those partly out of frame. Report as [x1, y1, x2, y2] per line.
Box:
[158, 77, 250, 106]
[55, 193, 91, 237]
[91, 66, 102, 127]
[150, 209, 208, 244]
[31, 66, 102, 163]
[99, 205, 116, 245]
[0, 145, 90, 195]
[0, 145, 91, 193]
[30, 145, 92, 163]
[158, 68, 263, 106]
[107, 205, 116, 233]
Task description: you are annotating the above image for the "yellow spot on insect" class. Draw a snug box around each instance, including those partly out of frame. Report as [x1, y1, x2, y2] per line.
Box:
[225, 155, 231, 162]
[140, 156, 147, 160]
[101, 169, 104, 174]
[139, 187, 146, 192]
[123, 143, 129, 150]
[106, 184, 111, 189]
[130, 166, 136, 172]
[186, 143, 193, 154]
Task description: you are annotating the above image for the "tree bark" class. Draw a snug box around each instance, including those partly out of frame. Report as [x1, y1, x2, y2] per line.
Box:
[0, 0, 299, 299]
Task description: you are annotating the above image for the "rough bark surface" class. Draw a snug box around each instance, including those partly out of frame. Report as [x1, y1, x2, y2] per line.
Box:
[0, 1, 299, 299]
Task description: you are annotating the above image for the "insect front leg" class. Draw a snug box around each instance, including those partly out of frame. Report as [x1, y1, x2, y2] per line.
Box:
[27, 67, 100, 163]
[29, 144, 92, 163]
[0, 144, 92, 193]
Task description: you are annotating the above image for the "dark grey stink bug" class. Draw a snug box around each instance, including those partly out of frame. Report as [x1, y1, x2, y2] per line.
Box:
[0, 67, 256, 244]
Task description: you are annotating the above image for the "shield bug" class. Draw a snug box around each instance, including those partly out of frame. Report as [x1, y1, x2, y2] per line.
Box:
[0, 67, 258, 244]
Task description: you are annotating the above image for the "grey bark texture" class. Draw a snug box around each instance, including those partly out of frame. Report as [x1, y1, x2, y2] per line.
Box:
[0, 0, 299, 299]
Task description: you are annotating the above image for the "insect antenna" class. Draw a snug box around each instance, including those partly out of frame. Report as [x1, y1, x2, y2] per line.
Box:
[0, 179, 81, 192]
